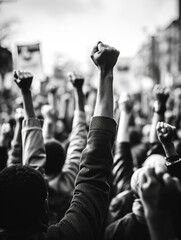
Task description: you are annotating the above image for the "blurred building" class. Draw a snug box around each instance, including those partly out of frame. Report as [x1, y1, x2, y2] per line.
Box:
[134, 0, 181, 87]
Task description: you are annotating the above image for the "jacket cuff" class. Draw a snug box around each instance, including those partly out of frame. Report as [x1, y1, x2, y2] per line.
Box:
[90, 116, 117, 135]
[22, 118, 44, 130]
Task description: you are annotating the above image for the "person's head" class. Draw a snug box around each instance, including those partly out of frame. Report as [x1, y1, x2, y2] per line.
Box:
[0, 165, 48, 230]
[143, 154, 165, 168]
[44, 139, 65, 176]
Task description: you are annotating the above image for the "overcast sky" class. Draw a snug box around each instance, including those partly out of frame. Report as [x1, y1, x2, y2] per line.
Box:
[1, 0, 178, 73]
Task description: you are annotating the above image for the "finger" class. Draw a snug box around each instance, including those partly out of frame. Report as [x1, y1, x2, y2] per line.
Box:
[18, 70, 23, 79]
[26, 72, 31, 78]
[164, 87, 169, 96]
[91, 42, 99, 57]
[160, 122, 164, 128]
[156, 122, 161, 131]
[155, 162, 167, 178]
[97, 41, 104, 51]
[162, 172, 173, 187]
[13, 70, 18, 79]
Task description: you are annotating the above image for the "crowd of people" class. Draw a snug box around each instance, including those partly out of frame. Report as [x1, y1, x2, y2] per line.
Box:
[0, 41, 181, 240]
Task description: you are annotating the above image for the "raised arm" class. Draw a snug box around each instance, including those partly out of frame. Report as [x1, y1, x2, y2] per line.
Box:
[52, 42, 119, 240]
[93, 42, 119, 118]
[42, 85, 58, 140]
[13, 70, 46, 172]
[59, 73, 87, 191]
[149, 85, 169, 144]
[113, 93, 134, 194]
[42, 104, 55, 140]
[139, 164, 181, 240]
[157, 122, 181, 180]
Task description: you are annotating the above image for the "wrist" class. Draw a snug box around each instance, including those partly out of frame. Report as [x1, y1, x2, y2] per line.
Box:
[162, 142, 177, 158]
[100, 68, 113, 78]
[154, 101, 166, 114]
[21, 89, 31, 95]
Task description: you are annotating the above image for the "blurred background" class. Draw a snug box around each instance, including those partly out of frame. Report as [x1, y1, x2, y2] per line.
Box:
[0, 0, 180, 119]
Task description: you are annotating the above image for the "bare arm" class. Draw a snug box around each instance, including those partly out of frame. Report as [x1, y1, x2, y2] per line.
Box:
[92, 42, 119, 118]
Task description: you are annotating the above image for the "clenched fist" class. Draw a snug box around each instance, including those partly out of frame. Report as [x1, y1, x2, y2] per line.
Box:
[13, 70, 33, 92]
[91, 41, 120, 70]
[68, 72, 84, 89]
[156, 122, 176, 146]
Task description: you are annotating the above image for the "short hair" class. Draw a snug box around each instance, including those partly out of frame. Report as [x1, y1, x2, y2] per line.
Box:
[45, 139, 65, 176]
[0, 165, 47, 230]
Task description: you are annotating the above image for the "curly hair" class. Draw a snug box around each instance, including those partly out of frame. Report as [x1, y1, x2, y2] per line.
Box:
[0, 165, 47, 230]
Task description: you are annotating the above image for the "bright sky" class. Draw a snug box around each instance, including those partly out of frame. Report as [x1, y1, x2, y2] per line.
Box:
[1, 0, 178, 73]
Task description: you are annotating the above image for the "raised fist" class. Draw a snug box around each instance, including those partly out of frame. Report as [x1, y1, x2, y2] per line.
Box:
[91, 41, 119, 70]
[156, 122, 176, 145]
[139, 165, 181, 218]
[41, 105, 55, 120]
[68, 72, 84, 88]
[47, 85, 58, 95]
[119, 92, 133, 114]
[15, 108, 24, 122]
[13, 70, 33, 91]
[153, 84, 169, 104]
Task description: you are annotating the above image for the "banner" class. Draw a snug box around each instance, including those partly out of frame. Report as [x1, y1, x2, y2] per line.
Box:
[16, 43, 44, 92]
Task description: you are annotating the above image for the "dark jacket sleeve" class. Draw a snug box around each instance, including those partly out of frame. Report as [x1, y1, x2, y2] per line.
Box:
[112, 142, 133, 195]
[47, 116, 117, 240]
[0, 146, 8, 171]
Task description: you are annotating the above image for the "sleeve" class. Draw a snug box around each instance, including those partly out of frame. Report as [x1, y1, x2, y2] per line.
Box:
[7, 141, 22, 166]
[0, 146, 8, 170]
[59, 110, 87, 192]
[48, 116, 117, 240]
[21, 118, 46, 173]
[112, 142, 133, 195]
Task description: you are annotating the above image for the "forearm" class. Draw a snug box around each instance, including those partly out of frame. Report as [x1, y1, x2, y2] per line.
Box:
[21, 90, 35, 119]
[94, 70, 113, 118]
[117, 112, 131, 142]
[48, 92, 56, 109]
[162, 142, 177, 158]
[74, 88, 85, 112]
